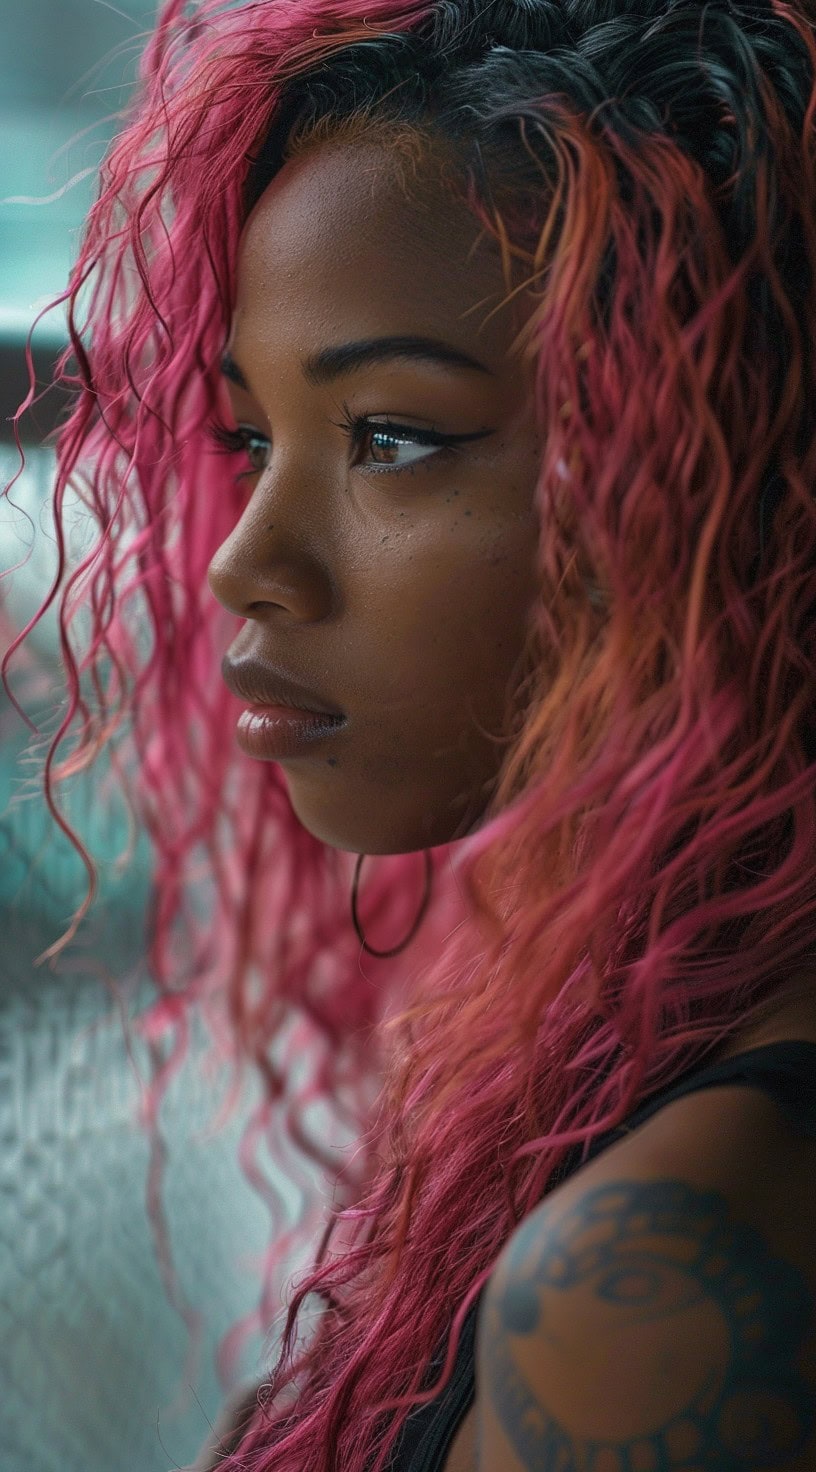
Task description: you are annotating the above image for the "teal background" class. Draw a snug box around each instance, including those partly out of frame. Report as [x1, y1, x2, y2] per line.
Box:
[0, 461, 283, 1472]
[0, 7, 304, 1468]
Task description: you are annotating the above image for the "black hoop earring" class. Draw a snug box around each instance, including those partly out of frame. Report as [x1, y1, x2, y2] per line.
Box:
[351, 850, 433, 957]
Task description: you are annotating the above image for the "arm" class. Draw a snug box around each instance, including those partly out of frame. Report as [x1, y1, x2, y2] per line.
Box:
[476, 1124, 816, 1469]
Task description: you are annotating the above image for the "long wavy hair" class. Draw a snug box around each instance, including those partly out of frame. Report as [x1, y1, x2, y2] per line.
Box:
[4, 0, 816, 1468]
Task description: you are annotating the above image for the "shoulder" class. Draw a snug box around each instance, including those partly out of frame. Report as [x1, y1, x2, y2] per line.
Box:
[474, 1076, 816, 1471]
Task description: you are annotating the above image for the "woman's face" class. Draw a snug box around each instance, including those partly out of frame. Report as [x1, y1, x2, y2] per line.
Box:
[207, 138, 543, 854]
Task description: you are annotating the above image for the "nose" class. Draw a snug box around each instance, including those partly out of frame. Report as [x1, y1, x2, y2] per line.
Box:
[206, 469, 335, 622]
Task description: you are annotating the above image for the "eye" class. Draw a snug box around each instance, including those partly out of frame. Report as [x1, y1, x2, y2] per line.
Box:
[206, 420, 270, 477]
[206, 411, 493, 482]
[334, 405, 493, 476]
[241, 431, 271, 474]
[357, 421, 450, 471]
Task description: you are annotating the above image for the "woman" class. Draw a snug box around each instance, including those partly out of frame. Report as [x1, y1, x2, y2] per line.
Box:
[5, 0, 816, 1469]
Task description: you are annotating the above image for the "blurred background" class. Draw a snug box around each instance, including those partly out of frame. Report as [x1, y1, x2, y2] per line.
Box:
[0, 5, 289, 1468]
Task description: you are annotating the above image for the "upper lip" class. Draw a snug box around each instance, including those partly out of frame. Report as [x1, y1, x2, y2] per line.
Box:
[221, 653, 345, 719]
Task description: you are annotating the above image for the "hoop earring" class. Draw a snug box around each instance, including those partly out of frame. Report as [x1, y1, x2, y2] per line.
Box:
[351, 850, 433, 957]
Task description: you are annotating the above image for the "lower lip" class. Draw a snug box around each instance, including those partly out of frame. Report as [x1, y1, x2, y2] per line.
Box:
[236, 704, 346, 759]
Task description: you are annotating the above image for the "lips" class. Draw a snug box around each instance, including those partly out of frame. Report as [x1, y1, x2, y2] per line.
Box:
[221, 653, 345, 719]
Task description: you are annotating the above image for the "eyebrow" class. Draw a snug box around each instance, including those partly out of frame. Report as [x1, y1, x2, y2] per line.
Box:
[220, 336, 494, 392]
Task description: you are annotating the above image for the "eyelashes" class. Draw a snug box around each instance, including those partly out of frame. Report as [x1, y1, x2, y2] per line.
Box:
[205, 404, 492, 480]
[206, 420, 269, 477]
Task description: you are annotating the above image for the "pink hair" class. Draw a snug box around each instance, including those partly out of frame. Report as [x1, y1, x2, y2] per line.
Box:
[3, 1, 816, 1468]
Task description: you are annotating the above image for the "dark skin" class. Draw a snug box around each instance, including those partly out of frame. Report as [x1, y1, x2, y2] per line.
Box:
[199, 139, 816, 1472]
[206, 139, 544, 856]
[197, 139, 545, 1471]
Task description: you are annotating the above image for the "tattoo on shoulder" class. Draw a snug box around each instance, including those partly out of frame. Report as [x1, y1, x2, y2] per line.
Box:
[482, 1178, 816, 1469]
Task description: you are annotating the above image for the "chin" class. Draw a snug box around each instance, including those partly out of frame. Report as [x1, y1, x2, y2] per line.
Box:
[282, 765, 491, 854]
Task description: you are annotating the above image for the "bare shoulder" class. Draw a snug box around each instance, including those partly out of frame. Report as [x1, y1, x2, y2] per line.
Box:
[474, 1075, 816, 1471]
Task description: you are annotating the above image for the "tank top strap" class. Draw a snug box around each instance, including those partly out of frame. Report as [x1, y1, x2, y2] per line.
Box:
[580, 1038, 816, 1167]
[385, 1040, 816, 1472]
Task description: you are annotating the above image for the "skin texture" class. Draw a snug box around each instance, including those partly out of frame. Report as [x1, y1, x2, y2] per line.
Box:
[206, 140, 544, 855]
[481, 1178, 815, 1468]
[475, 1074, 816, 1472]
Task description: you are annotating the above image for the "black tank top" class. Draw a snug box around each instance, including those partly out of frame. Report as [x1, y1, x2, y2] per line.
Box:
[384, 1039, 816, 1472]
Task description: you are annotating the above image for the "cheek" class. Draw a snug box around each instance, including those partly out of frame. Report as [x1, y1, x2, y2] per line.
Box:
[368, 507, 540, 729]
[448, 531, 540, 723]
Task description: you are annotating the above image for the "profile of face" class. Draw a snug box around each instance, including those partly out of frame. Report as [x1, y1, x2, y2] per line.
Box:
[206, 137, 544, 855]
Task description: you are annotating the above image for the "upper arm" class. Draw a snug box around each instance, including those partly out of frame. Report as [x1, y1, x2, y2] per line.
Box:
[475, 1103, 816, 1470]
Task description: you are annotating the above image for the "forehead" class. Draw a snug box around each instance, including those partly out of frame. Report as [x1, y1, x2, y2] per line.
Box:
[232, 140, 523, 362]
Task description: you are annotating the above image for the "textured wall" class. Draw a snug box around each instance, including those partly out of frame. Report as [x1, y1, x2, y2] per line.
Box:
[0, 447, 306, 1472]
[0, 11, 321, 1459]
